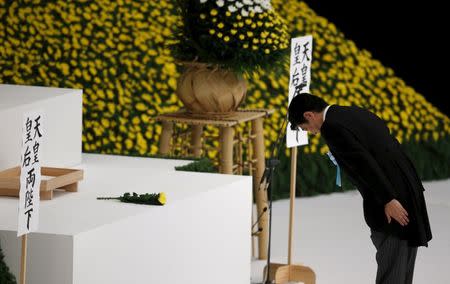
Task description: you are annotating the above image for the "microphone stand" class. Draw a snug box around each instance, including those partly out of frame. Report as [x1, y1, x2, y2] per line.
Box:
[254, 117, 316, 284]
[253, 117, 287, 284]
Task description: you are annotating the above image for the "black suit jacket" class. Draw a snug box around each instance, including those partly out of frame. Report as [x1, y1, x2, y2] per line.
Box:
[321, 105, 432, 247]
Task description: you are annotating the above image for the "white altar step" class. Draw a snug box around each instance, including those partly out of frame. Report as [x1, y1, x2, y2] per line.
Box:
[0, 153, 252, 284]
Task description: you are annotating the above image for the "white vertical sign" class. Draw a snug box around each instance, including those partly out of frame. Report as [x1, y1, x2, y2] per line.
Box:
[18, 111, 44, 237]
[287, 35, 313, 148]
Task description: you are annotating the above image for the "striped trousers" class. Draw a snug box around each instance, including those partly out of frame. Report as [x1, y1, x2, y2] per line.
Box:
[370, 229, 418, 284]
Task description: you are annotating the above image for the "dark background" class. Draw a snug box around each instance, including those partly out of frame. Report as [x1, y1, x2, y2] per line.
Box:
[304, 1, 448, 116]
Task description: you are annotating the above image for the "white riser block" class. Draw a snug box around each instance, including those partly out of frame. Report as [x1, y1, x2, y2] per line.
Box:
[0, 178, 251, 284]
[0, 154, 252, 284]
[0, 84, 82, 170]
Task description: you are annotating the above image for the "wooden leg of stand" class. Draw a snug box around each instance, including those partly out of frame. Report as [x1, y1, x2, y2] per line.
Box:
[252, 117, 268, 260]
[251, 203, 256, 259]
[20, 234, 27, 284]
[288, 265, 316, 284]
[40, 190, 53, 200]
[62, 182, 78, 192]
[159, 121, 173, 155]
[219, 126, 234, 174]
[190, 124, 203, 158]
[274, 265, 291, 283]
[263, 263, 285, 282]
[264, 263, 316, 284]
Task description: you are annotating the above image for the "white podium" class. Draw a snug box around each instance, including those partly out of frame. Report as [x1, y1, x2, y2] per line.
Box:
[0, 84, 82, 170]
[0, 154, 252, 284]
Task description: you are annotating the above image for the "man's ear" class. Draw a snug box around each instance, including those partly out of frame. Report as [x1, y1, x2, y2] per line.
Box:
[303, 111, 314, 121]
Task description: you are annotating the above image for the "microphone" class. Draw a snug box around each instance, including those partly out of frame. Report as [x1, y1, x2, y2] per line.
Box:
[252, 228, 263, 236]
[252, 207, 268, 230]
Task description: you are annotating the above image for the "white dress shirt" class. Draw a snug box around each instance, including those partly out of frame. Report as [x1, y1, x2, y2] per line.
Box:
[323, 105, 331, 122]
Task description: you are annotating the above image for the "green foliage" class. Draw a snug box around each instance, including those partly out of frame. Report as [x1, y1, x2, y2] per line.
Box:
[271, 135, 450, 199]
[175, 157, 216, 173]
[170, 0, 289, 75]
[0, 244, 16, 284]
[401, 135, 450, 179]
[173, 135, 450, 201]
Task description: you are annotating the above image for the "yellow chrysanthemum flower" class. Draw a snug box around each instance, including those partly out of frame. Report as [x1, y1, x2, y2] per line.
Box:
[158, 192, 167, 205]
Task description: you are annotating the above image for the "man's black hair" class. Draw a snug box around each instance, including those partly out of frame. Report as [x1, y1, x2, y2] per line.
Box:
[288, 93, 328, 130]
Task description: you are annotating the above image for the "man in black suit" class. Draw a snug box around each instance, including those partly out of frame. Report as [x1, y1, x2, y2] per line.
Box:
[288, 93, 432, 284]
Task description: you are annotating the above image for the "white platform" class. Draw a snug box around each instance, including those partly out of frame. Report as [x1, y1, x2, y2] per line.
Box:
[0, 84, 82, 170]
[251, 179, 450, 284]
[0, 154, 253, 284]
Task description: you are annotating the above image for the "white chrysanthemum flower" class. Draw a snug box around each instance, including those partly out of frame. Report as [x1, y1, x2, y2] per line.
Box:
[228, 5, 237, 12]
[202, 0, 272, 14]
[261, 2, 271, 9]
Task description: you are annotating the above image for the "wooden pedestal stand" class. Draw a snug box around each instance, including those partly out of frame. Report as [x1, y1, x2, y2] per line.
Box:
[263, 147, 315, 283]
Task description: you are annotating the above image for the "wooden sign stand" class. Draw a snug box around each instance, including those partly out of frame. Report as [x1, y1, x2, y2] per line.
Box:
[0, 166, 83, 200]
[0, 165, 83, 283]
[263, 146, 316, 283]
[20, 234, 28, 284]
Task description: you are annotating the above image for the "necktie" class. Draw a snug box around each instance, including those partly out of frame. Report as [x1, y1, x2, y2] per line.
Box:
[327, 151, 341, 187]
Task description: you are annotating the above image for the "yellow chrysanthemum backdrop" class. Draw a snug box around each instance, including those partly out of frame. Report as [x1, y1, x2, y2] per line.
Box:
[1, 0, 449, 198]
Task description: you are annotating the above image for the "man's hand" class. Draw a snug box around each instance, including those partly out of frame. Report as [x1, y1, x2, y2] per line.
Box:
[385, 199, 409, 226]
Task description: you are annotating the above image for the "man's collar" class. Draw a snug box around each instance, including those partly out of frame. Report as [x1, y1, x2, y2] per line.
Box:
[323, 105, 331, 122]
